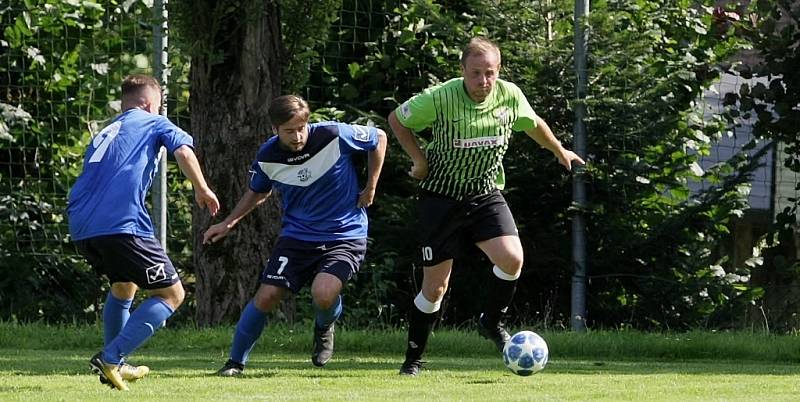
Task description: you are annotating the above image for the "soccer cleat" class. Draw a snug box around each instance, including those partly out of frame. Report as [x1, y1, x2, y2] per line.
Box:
[398, 359, 423, 376]
[311, 323, 335, 367]
[119, 363, 150, 381]
[217, 359, 245, 377]
[99, 363, 150, 385]
[89, 352, 129, 391]
[477, 314, 511, 353]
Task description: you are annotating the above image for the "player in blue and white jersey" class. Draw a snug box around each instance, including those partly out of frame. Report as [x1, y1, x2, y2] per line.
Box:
[203, 95, 387, 375]
[67, 74, 220, 390]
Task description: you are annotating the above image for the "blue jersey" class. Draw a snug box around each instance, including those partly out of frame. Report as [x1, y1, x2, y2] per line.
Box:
[250, 121, 379, 242]
[67, 108, 193, 241]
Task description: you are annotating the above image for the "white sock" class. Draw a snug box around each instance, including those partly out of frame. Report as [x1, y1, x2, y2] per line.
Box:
[414, 292, 441, 314]
[493, 265, 520, 281]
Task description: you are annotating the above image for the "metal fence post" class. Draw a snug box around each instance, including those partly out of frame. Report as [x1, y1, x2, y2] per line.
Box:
[152, 0, 169, 248]
[571, 0, 589, 332]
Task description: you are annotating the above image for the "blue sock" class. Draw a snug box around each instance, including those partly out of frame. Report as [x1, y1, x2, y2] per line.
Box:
[103, 297, 174, 364]
[313, 295, 342, 330]
[103, 292, 133, 347]
[230, 301, 268, 365]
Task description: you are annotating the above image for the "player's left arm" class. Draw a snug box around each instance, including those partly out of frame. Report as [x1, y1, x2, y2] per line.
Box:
[358, 128, 388, 208]
[174, 145, 220, 215]
[523, 116, 585, 171]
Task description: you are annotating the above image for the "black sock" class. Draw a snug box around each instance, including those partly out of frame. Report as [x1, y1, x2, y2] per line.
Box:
[405, 305, 438, 362]
[482, 275, 517, 327]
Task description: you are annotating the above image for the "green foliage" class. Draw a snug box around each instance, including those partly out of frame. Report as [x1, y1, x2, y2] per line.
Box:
[307, 0, 765, 329]
[718, 0, 800, 329]
[2, 0, 792, 331]
[575, 0, 761, 329]
[729, 0, 800, 240]
[280, 0, 344, 93]
[0, 0, 155, 322]
[0, 194, 103, 322]
[171, 0, 341, 93]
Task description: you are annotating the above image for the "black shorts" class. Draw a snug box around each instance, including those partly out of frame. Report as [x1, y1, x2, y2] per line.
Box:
[259, 237, 367, 293]
[418, 189, 518, 266]
[75, 234, 180, 290]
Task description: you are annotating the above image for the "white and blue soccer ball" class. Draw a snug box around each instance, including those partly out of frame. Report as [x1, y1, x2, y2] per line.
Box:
[502, 330, 548, 376]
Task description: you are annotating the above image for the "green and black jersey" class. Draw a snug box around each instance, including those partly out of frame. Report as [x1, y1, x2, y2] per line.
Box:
[395, 78, 538, 200]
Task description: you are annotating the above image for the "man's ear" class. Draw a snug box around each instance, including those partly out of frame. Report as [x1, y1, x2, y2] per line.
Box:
[141, 100, 153, 114]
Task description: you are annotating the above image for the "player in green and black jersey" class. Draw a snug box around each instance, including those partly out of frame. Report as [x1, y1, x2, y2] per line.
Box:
[388, 37, 585, 376]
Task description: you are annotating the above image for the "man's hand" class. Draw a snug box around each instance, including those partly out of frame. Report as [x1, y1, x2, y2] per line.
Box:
[556, 149, 586, 171]
[409, 158, 429, 180]
[195, 187, 220, 216]
[203, 221, 232, 245]
[358, 186, 376, 208]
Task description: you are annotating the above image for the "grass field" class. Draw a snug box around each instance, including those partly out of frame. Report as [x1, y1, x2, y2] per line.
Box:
[1, 323, 798, 401]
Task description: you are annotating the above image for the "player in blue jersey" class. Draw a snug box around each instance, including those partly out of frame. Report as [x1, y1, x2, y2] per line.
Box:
[67, 74, 220, 390]
[203, 95, 387, 375]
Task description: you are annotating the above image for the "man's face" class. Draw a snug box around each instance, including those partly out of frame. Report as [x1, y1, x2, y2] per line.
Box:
[461, 51, 501, 103]
[274, 114, 309, 152]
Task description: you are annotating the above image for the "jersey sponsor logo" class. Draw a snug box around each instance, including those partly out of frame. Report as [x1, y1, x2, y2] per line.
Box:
[287, 153, 311, 163]
[352, 126, 371, 142]
[145, 263, 167, 284]
[495, 106, 511, 125]
[452, 135, 505, 149]
[297, 167, 311, 182]
[399, 101, 412, 119]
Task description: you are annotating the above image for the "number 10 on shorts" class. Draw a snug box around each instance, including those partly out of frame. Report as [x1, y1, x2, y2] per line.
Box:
[421, 246, 433, 262]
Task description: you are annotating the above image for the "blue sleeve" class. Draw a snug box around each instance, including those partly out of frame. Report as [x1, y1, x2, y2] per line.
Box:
[337, 123, 379, 154]
[154, 116, 193, 153]
[248, 145, 273, 194]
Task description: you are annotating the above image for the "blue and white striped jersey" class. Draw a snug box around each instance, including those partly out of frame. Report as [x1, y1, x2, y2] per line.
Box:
[249, 121, 379, 242]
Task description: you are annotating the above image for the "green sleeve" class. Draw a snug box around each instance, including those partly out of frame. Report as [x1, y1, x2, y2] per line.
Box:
[394, 87, 437, 132]
[511, 85, 538, 132]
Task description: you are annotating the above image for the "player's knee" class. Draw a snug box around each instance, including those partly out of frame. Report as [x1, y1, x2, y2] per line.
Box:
[496, 250, 524, 273]
[167, 283, 186, 309]
[253, 287, 282, 311]
[422, 283, 448, 302]
[311, 289, 339, 309]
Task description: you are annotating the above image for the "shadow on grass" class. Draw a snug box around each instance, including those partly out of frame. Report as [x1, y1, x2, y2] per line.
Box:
[1, 349, 797, 378]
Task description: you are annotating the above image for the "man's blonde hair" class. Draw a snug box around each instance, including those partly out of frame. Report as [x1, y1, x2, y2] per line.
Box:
[460, 37, 501, 66]
[121, 74, 161, 103]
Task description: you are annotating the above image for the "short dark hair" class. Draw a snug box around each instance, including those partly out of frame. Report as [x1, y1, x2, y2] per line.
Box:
[460, 37, 501, 66]
[269, 95, 310, 127]
[121, 74, 161, 100]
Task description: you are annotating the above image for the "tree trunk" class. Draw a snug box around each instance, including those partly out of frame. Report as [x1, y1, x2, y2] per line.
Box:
[189, 1, 283, 325]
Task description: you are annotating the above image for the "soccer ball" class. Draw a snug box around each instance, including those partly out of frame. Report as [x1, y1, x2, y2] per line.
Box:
[502, 330, 548, 376]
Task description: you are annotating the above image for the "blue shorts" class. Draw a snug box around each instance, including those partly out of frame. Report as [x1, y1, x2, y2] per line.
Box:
[260, 237, 367, 293]
[75, 234, 180, 290]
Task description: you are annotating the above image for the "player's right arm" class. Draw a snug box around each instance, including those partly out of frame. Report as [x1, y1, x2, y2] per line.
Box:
[174, 145, 220, 216]
[203, 189, 271, 244]
[388, 110, 428, 180]
[389, 88, 438, 180]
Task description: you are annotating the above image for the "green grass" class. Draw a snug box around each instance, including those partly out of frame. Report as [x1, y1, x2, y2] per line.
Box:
[1, 323, 798, 401]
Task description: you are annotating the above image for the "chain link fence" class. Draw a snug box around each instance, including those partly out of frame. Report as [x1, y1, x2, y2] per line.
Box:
[1, 0, 797, 325]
